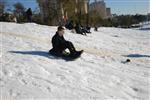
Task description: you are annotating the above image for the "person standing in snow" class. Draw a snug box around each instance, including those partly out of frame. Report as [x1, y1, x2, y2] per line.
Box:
[49, 26, 83, 57]
[26, 8, 32, 22]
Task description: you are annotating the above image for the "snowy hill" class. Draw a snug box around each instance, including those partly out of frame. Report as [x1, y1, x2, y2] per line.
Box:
[0, 22, 150, 100]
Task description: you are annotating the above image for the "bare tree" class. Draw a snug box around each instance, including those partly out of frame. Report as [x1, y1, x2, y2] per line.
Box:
[36, 0, 61, 25]
[0, 0, 5, 14]
[36, 0, 89, 25]
[13, 2, 25, 22]
[85, 0, 90, 26]
[13, 2, 25, 15]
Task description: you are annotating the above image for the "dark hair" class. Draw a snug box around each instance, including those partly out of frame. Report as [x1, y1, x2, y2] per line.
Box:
[57, 26, 65, 31]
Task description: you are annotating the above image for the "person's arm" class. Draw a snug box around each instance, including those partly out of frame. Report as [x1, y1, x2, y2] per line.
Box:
[52, 36, 60, 49]
[59, 38, 66, 46]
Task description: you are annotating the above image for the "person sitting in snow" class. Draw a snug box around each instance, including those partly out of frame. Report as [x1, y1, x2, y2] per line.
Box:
[65, 20, 74, 30]
[75, 22, 86, 35]
[49, 26, 83, 57]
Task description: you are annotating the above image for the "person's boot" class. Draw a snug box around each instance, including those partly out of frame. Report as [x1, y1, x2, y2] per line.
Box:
[76, 50, 84, 54]
[72, 50, 83, 56]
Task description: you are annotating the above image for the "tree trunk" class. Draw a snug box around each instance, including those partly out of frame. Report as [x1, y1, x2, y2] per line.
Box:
[75, 0, 78, 14]
[85, 0, 90, 26]
[60, 2, 64, 19]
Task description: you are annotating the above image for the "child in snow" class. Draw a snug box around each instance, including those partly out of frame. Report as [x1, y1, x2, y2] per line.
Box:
[49, 26, 83, 57]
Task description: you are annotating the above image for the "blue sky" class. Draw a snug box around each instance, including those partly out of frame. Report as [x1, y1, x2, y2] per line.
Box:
[5, 0, 38, 11]
[5, 0, 150, 15]
[104, 0, 150, 15]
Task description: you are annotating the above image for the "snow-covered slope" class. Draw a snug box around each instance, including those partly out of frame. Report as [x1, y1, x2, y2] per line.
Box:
[0, 22, 150, 100]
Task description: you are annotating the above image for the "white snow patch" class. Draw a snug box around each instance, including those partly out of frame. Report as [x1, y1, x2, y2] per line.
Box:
[0, 22, 150, 100]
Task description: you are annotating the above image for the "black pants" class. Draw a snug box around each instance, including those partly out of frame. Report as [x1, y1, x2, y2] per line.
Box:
[27, 15, 32, 22]
[60, 41, 76, 54]
[50, 41, 76, 57]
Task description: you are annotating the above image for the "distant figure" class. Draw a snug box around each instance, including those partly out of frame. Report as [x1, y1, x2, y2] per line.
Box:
[26, 8, 32, 22]
[86, 26, 91, 33]
[94, 26, 98, 31]
[65, 20, 74, 30]
[75, 23, 86, 35]
[82, 26, 91, 33]
[49, 26, 83, 57]
[63, 15, 68, 25]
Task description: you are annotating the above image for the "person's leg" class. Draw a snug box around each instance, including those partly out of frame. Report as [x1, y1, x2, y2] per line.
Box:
[65, 41, 76, 54]
[63, 41, 83, 56]
[29, 15, 32, 22]
[81, 29, 87, 35]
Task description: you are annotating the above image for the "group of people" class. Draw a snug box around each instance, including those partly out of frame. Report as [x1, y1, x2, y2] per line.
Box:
[0, 8, 33, 23]
[49, 23, 100, 57]
[50, 18, 101, 57]
[65, 20, 91, 35]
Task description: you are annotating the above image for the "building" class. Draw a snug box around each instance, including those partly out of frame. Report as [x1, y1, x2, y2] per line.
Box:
[106, 8, 112, 18]
[89, 0, 111, 19]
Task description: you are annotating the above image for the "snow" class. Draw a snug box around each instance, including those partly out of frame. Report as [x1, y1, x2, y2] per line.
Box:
[141, 23, 150, 30]
[0, 22, 150, 100]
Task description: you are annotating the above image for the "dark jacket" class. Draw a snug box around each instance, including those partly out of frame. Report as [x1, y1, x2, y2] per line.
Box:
[51, 32, 66, 53]
[26, 8, 32, 16]
[75, 24, 82, 34]
[65, 20, 74, 30]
